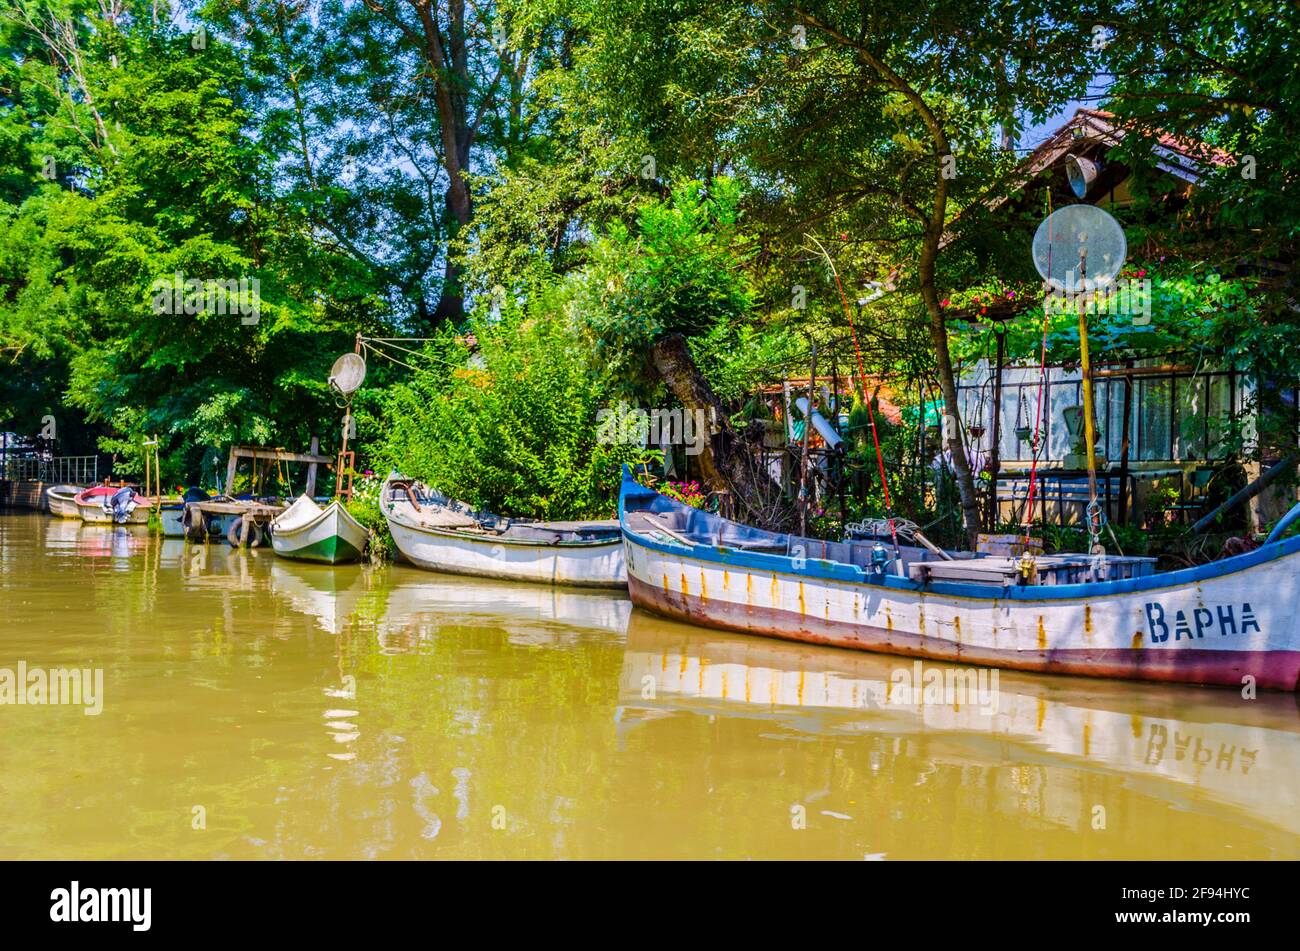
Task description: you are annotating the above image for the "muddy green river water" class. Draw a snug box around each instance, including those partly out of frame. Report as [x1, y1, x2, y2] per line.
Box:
[1, 512, 1297, 859]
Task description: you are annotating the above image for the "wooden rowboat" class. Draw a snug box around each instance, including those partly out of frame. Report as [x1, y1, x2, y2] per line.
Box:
[46, 485, 86, 519]
[381, 473, 626, 588]
[618, 467, 1300, 691]
[270, 495, 369, 564]
[74, 485, 149, 524]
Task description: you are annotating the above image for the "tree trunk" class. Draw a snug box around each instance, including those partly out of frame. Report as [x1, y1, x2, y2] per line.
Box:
[650, 333, 785, 529]
[411, 0, 475, 326]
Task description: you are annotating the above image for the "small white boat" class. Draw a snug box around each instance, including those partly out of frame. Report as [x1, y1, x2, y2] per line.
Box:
[46, 485, 86, 519]
[381, 473, 626, 588]
[270, 494, 369, 564]
[75, 485, 149, 524]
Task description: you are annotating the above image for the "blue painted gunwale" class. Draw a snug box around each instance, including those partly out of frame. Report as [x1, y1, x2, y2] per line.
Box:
[617, 468, 1300, 604]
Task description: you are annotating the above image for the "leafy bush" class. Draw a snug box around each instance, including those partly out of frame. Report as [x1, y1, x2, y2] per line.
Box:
[372, 290, 653, 519]
[575, 178, 754, 371]
[345, 474, 393, 562]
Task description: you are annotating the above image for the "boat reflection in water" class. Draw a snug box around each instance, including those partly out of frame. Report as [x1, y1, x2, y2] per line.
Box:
[619, 610, 1300, 846]
[38, 515, 86, 553]
[372, 567, 631, 653]
[73, 523, 152, 562]
[267, 556, 372, 636]
[260, 558, 632, 648]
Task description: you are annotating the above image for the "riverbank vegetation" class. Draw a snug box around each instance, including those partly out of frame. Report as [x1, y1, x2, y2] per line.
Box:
[4, 1, 1300, 544]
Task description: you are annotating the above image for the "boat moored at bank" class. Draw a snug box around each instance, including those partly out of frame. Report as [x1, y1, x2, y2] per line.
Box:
[381, 473, 626, 588]
[270, 494, 370, 564]
[46, 485, 86, 519]
[74, 485, 150, 525]
[617, 467, 1300, 691]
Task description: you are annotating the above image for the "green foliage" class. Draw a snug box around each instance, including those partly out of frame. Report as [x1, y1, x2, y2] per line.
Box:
[689, 321, 803, 406]
[372, 290, 653, 518]
[345, 474, 394, 561]
[0, 9, 374, 480]
[5, 0, 1300, 531]
[576, 178, 754, 353]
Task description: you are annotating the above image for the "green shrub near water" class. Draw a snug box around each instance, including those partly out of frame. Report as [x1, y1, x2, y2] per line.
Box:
[370, 293, 652, 520]
[345, 475, 394, 562]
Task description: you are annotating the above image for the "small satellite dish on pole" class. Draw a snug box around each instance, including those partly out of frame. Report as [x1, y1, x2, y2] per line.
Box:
[1030, 204, 1127, 556]
[329, 352, 367, 397]
[1032, 204, 1126, 293]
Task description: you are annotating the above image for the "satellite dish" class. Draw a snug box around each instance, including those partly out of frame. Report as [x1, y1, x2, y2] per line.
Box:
[1032, 204, 1127, 293]
[329, 352, 367, 396]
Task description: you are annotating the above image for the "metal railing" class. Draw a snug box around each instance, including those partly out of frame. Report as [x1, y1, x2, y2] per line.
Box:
[0, 455, 98, 484]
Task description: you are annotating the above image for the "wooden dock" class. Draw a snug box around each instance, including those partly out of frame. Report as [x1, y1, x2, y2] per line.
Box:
[185, 499, 286, 546]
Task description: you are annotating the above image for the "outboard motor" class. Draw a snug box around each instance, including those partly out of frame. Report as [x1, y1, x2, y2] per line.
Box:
[108, 486, 138, 523]
[870, 542, 891, 575]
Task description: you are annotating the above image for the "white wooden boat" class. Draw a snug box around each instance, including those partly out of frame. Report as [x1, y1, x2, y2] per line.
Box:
[74, 485, 149, 524]
[46, 484, 85, 519]
[270, 494, 369, 564]
[381, 473, 626, 588]
[618, 467, 1300, 691]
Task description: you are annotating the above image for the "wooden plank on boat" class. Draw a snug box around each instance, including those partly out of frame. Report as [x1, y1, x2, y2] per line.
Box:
[641, 513, 696, 547]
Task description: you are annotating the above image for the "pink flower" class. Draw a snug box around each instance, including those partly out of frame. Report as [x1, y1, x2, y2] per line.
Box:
[941, 298, 950, 307]
[1137, 269, 1146, 278]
